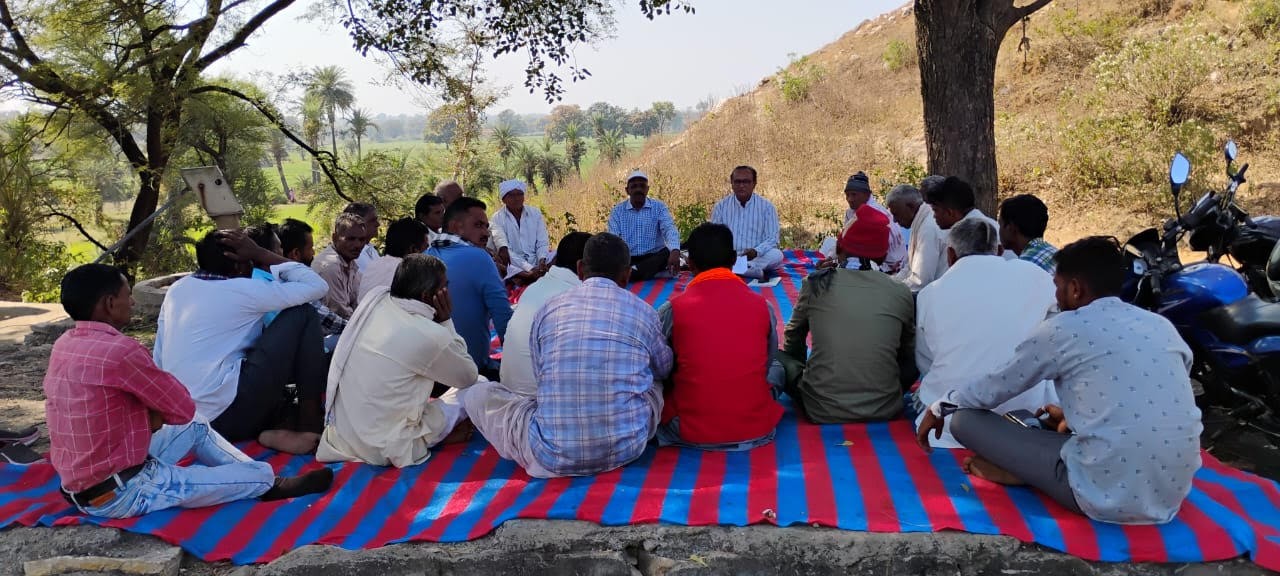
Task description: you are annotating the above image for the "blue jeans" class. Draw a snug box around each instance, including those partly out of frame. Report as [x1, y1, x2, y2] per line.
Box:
[77, 422, 275, 518]
[655, 417, 776, 452]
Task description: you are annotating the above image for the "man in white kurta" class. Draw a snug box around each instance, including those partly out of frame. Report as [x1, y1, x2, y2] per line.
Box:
[914, 218, 1058, 449]
[887, 180, 950, 292]
[710, 166, 783, 279]
[317, 255, 479, 467]
[489, 179, 552, 281]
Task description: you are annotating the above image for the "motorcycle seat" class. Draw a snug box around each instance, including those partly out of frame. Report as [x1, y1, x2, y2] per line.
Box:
[1202, 294, 1280, 345]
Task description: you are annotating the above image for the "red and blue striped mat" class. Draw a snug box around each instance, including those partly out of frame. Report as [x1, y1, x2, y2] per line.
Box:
[0, 251, 1277, 568]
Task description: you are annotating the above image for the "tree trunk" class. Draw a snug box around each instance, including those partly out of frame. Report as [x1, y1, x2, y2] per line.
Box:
[328, 107, 339, 161]
[355, 134, 362, 159]
[914, 0, 1052, 216]
[274, 155, 291, 198]
[120, 104, 180, 265]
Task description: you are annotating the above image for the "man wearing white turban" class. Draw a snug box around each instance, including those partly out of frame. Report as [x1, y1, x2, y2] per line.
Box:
[489, 179, 552, 284]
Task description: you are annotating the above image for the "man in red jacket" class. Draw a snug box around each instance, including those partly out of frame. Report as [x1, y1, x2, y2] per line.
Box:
[656, 223, 784, 450]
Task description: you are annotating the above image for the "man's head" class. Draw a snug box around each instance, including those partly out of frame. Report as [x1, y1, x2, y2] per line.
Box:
[415, 193, 445, 232]
[929, 176, 977, 230]
[553, 231, 592, 271]
[843, 172, 873, 211]
[626, 171, 650, 206]
[390, 253, 448, 304]
[279, 218, 315, 265]
[730, 165, 758, 204]
[60, 263, 132, 329]
[245, 223, 281, 271]
[331, 213, 368, 263]
[343, 202, 379, 247]
[385, 217, 430, 258]
[195, 229, 250, 278]
[1053, 236, 1125, 312]
[945, 217, 999, 266]
[580, 232, 632, 286]
[444, 196, 490, 246]
[885, 184, 923, 229]
[998, 194, 1050, 254]
[434, 180, 464, 208]
[500, 179, 527, 213]
[919, 174, 946, 203]
[684, 223, 736, 275]
[838, 204, 891, 263]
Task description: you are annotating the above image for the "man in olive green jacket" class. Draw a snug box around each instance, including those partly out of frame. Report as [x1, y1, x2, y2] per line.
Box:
[780, 204, 917, 423]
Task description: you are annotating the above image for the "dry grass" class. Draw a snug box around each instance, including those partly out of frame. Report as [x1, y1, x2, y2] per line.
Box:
[539, 0, 1280, 251]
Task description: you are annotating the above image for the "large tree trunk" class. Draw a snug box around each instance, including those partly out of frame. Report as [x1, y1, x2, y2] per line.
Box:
[914, 0, 1052, 216]
[328, 108, 339, 160]
[120, 105, 179, 265]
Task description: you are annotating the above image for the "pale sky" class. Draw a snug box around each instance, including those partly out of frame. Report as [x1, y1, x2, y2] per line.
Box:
[207, 0, 905, 115]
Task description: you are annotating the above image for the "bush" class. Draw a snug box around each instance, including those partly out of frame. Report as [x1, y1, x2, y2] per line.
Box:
[1039, 9, 1135, 68]
[882, 39, 915, 72]
[1092, 30, 1224, 125]
[777, 55, 826, 103]
[1246, 0, 1280, 39]
[672, 202, 708, 241]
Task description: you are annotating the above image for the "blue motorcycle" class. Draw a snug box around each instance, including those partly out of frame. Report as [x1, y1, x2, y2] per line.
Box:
[1122, 146, 1280, 441]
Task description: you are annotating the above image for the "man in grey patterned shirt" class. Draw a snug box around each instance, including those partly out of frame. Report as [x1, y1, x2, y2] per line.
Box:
[917, 236, 1202, 525]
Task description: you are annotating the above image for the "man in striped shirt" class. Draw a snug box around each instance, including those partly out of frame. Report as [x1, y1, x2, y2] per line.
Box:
[710, 165, 783, 280]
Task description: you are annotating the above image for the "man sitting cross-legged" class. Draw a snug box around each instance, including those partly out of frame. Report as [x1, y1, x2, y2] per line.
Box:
[318, 254, 479, 467]
[918, 237, 1203, 524]
[709, 165, 784, 280]
[912, 217, 1058, 449]
[780, 204, 917, 423]
[358, 217, 431, 303]
[464, 233, 673, 477]
[311, 212, 367, 320]
[655, 223, 784, 450]
[156, 230, 330, 454]
[46, 264, 332, 518]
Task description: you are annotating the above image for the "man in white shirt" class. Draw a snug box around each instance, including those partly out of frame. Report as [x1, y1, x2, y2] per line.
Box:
[358, 217, 430, 303]
[841, 172, 907, 274]
[928, 176, 1000, 234]
[344, 203, 381, 271]
[155, 230, 331, 454]
[497, 232, 591, 397]
[889, 178, 950, 292]
[489, 179, 552, 285]
[710, 166, 783, 279]
[914, 218, 1058, 448]
[318, 254, 479, 467]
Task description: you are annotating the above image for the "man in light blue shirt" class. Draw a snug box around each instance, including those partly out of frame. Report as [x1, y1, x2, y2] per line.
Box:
[607, 170, 681, 282]
[710, 165, 783, 279]
[917, 237, 1202, 525]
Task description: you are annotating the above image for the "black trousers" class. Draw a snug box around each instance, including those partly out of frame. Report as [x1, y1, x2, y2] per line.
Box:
[630, 248, 671, 282]
[211, 305, 329, 442]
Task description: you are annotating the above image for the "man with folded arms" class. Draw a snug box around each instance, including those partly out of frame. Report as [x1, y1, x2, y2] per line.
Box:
[46, 264, 332, 518]
[607, 170, 681, 282]
[710, 165, 783, 280]
[465, 233, 672, 477]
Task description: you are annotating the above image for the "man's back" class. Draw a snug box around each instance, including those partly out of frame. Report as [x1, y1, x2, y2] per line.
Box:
[528, 277, 672, 476]
[499, 266, 581, 396]
[787, 269, 914, 423]
[425, 242, 513, 371]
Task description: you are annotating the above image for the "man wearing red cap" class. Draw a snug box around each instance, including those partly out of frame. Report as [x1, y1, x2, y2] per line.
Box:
[780, 204, 917, 423]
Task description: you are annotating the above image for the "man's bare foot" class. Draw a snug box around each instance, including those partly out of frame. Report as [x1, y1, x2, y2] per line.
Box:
[441, 421, 474, 445]
[258, 429, 321, 454]
[962, 456, 1026, 486]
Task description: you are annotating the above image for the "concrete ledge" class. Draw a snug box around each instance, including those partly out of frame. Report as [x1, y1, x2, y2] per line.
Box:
[133, 273, 188, 323]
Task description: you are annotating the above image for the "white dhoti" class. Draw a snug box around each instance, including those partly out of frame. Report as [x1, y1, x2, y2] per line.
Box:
[462, 380, 557, 478]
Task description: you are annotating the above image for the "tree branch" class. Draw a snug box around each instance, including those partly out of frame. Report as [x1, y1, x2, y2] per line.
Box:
[194, 0, 296, 70]
[190, 84, 352, 202]
[41, 211, 110, 252]
[1007, 0, 1054, 29]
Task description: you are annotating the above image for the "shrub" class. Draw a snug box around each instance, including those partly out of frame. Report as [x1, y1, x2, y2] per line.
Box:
[1092, 30, 1224, 125]
[1246, 0, 1280, 39]
[882, 39, 915, 72]
[777, 55, 826, 103]
[672, 202, 708, 241]
[1037, 9, 1136, 69]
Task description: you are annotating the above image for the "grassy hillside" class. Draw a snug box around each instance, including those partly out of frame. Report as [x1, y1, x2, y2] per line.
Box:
[543, 0, 1280, 248]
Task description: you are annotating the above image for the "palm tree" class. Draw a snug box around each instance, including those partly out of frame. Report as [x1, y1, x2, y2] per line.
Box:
[301, 93, 325, 184]
[268, 130, 293, 201]
[306, 66, 355, 160]
[490, 124, 518, 171]
[346, 108, 379, 159]
[596, 127, 626, 165]
[537, 136, 569, 189]
[563, 122, 586, 176]
[589, 113, 607, 140]
[514, 142, 540, 194]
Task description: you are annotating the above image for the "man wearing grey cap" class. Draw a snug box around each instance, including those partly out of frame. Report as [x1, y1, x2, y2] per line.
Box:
[840, 172, 906, 274]
[607, 170, 682, 281]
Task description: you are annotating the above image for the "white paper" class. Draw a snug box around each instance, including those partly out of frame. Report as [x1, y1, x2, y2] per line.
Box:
[818, 236, 838, 258]
[749, 277, 782, 288]
[732, 255, 749, 275]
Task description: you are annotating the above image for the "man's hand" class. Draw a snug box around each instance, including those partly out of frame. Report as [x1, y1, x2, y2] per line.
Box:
[1036, 404, 1071, 434]
[817, 257, 837, 270]
[216, 230, 263, 262]
[915, 410, 946, 453]
[148, 410, 164, 433]
[744, 248, 758, 260]
[667, 249, 681, 276]
[497, 247, 512, 267]
[432, 287, 453, 323]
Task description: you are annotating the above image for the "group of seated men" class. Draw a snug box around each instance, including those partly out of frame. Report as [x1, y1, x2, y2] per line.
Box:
[41, 166, 1202, 528]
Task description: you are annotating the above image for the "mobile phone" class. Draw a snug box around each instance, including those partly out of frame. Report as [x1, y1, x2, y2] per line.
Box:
[1003, 409, 1045, 429]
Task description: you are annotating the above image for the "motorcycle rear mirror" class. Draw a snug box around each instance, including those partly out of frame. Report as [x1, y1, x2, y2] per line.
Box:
[1169, 152, 1191, 193]
[1225, 140, 1238, 164]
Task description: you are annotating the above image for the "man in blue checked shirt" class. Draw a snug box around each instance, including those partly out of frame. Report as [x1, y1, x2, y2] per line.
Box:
[607, 170, 682, 282]
[999, 194, 1058, 274]
[463, 233, 673, 478]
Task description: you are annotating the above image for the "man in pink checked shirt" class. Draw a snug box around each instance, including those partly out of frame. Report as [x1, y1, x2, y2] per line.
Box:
[43, 263, 333, 518]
